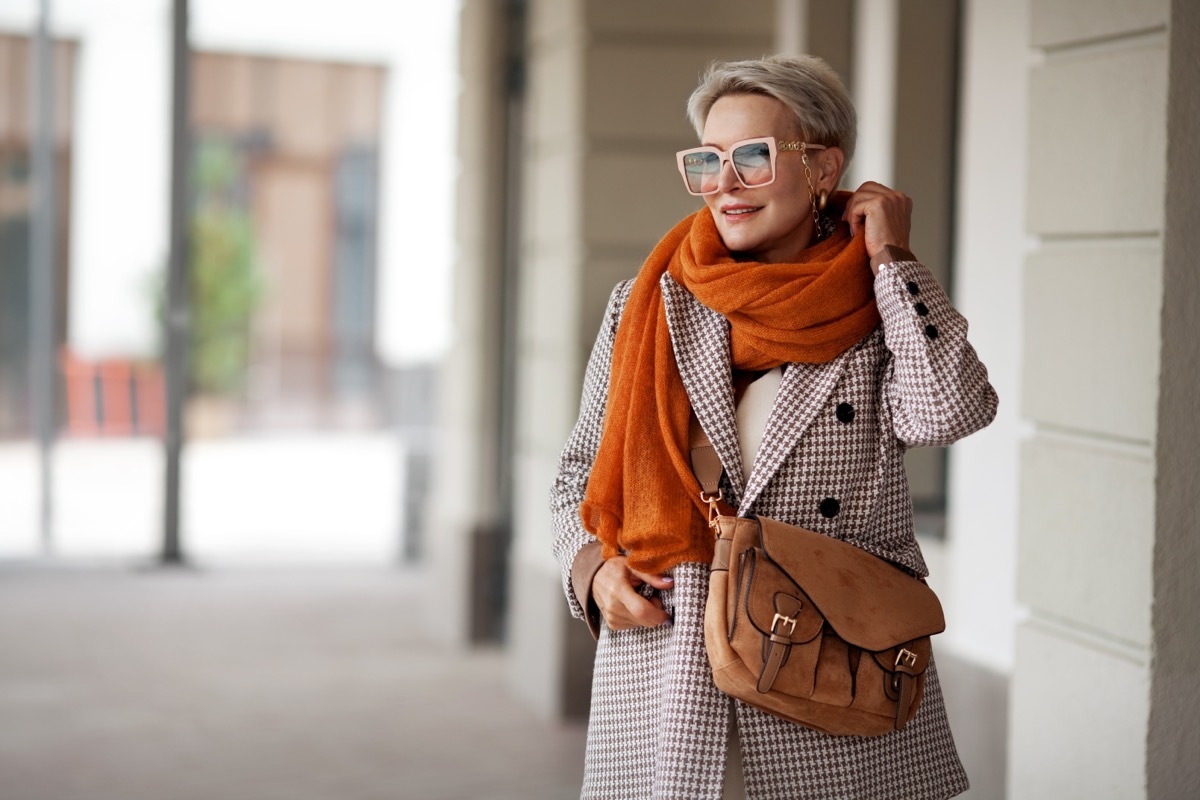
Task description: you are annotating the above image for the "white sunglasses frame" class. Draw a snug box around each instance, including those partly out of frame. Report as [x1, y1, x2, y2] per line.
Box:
[674, 136, 827, 196]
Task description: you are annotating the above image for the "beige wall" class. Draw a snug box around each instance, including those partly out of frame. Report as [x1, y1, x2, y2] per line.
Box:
[1008, 0, 1200, 797]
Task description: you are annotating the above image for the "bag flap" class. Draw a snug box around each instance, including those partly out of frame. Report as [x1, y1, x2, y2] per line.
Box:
[754, 516, 945, 650]
[741, 550, 825, 644]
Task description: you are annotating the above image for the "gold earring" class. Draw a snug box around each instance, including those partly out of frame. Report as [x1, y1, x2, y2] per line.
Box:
[817, 189, 828, 212]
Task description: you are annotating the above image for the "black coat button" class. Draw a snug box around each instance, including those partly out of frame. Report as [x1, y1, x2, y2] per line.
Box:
[925, 324, 939, 340]
[819, 497, 840, 518]
[906, 281, 920, 295]
[836, 402, 855, 423]
[914, 302, 929, 316]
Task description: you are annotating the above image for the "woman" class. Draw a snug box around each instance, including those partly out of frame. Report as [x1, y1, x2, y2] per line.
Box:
[550, 54, 997, 800]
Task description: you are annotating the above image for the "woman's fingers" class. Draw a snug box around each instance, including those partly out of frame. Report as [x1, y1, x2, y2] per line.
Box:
[843, 181, 913, 257]
[607, 592, 669, 631]
[842, 183, 883, 239]
[629, 567, 674, 591]
[593, 557, 673, 630]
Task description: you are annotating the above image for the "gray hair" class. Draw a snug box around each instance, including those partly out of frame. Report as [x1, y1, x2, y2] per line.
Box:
[686, 54, 857, 163]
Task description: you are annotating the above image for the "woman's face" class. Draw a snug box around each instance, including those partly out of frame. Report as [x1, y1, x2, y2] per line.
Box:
[699, 93, 838, 263]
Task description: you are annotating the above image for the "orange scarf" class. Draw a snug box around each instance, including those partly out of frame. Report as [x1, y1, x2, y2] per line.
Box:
[579, 194, 880, 573]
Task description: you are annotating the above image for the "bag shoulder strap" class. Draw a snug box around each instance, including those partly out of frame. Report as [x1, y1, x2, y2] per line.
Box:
[688, 411, 724, 494]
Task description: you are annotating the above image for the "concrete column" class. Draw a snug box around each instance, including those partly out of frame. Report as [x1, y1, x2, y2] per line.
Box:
[422, 0, 510, 647]
[774, 1, 854, 108]
[504, 0, 774, 719]
[939, 3, 1033, 796]
[892, 0, 961, 532]
[1147, 2, 1200, 796]
[1009, 0, 1198, 797]
[775, 0, 808, 56]
[849, 0, 897, 189]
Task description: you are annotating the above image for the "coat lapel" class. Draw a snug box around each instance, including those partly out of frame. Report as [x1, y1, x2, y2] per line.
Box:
[661, 273, 858, 512]
[660, 274, 746, 503]
[738, 352, 852, 511]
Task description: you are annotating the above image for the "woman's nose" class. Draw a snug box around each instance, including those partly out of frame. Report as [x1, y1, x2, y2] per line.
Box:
[716, 157, 740, 192]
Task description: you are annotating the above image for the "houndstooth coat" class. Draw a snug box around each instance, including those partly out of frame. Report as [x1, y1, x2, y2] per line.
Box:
[550, 252, 998, 800]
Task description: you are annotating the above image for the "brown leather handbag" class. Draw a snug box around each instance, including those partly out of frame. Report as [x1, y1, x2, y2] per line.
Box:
[691, 422, 945, 737]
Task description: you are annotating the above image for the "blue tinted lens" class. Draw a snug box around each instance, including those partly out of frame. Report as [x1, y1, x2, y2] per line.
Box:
[732, 142, 773, 186]
[682, 151, 721, 193]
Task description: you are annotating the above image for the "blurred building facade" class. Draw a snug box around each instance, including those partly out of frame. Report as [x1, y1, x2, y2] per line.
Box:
[0, 0, 457, 439]
[432, 1, 1199, 798]
[0, 0, 457, 562]
[0, 32, 74, 436]
[190, 50, 388, 428]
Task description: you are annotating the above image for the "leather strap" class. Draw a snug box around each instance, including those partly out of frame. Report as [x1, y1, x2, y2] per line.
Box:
[758, 633, 791, 694]
[892, 640, 923, 730]
[688, 412, 724, 494]
[712, 516, 738, 572]
[757, 594, 804, 694]
[712, 534, 733, 572]
[894, 673, 916, 731]
[690, 410, 736, 530]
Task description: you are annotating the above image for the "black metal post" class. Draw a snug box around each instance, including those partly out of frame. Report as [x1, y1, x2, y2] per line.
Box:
[30, 0, 56, 556]
[161, 0, 191, 565]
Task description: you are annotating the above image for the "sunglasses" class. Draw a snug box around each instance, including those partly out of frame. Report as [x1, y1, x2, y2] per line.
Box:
[675, 137, 826, 196]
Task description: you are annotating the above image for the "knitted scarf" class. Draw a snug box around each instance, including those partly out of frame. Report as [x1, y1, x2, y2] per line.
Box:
[579, 193, 880, 573]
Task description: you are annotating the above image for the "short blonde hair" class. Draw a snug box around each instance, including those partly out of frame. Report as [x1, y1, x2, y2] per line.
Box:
[686, 54, 857, 163]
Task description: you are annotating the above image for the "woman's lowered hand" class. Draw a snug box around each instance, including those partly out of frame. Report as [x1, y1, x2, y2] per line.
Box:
[592, 556, 673, 630]
[843, 181, 913, 262]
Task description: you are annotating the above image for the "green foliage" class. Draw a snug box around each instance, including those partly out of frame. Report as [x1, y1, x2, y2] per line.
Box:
[156, 140, 263, 395]
[189, 206, 261, 395]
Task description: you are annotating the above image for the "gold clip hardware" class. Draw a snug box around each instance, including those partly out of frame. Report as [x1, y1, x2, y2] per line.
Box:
[700, 489, 723, 530]
[771, 613, 798, 636]
[896, 648, 918, 669]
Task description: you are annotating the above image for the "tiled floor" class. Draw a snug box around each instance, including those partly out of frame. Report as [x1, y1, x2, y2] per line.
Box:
[0, 565, 587, 800]
[0, 562, 1009, 800]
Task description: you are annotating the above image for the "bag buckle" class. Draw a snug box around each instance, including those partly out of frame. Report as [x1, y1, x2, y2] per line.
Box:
[896, 648, 918, 669]
[700, 489, 723, 530]
[771, 613, 797, 636]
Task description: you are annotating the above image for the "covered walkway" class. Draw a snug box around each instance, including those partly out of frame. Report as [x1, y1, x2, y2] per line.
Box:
[0, 566, 586, 800]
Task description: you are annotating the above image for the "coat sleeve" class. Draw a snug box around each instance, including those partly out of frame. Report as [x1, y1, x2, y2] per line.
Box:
[873, 249, 998, 447]
[549, 279, 633, 632]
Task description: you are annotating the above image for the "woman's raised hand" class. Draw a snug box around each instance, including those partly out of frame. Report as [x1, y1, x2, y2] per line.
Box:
[842, 181, 913, 261]
[592, 556, 674, 630]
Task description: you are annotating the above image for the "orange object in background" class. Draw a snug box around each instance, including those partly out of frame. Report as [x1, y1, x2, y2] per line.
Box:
[135, 366, 165, 435]
[59, 349, 165, 437]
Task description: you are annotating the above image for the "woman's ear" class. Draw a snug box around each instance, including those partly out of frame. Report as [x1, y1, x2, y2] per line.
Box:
[819, 147, 845, 191]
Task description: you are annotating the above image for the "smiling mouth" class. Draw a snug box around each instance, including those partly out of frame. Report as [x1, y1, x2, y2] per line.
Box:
[724, 207, 762, 216]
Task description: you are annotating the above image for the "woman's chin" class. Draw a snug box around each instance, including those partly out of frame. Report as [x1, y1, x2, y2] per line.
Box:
[715, 224, 762, 255]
